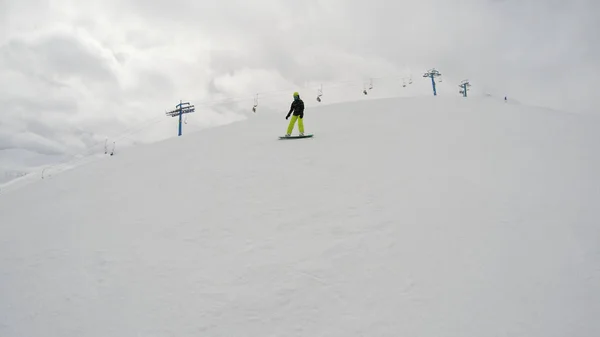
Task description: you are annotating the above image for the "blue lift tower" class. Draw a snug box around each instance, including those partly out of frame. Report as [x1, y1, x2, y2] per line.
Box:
[166, 100, 195, 136]
[459, 80, 471, 97]
[423, 68, 442, 96]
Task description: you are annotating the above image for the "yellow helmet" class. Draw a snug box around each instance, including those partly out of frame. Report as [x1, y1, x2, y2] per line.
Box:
[293, 92, 299, 97]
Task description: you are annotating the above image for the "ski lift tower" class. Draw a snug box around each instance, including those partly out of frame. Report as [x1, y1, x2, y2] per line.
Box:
[166, 100, 195, 136]
[459, 80, 471, 98]
[423, 68, 442, 96]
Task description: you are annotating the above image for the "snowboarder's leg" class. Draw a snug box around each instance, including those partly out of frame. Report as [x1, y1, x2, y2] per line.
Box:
[298, 117, 304, 134]
[287, 115, 298, 135]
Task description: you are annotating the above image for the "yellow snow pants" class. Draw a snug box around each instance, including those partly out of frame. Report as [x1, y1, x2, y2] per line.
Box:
[287, 115, 304, 134]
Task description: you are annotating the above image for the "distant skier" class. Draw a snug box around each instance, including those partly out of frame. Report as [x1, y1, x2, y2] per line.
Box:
[285, 92, 305, 136]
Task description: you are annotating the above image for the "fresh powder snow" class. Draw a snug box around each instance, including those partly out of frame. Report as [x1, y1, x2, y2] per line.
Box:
[1, 95, 599, 336]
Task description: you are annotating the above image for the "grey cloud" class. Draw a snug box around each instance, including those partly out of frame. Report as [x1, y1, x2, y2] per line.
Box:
[0, 96, 79, 117]
[0, 129, 66, 156]
[1, 34, 118, 86]
[141, 0, 599, 111]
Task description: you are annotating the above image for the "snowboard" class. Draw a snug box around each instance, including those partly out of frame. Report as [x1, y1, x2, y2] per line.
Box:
[279, 134, 313, 140]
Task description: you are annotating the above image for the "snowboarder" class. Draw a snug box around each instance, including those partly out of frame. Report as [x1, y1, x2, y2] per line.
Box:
[285, 92, 305, 136]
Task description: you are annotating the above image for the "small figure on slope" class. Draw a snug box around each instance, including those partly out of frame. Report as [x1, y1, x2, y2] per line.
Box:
[285, 92, 305, 137]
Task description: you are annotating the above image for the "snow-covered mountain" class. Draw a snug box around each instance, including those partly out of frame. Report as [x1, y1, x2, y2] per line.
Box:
[1, 95, 598, 337]
[0, 168, 27, 185]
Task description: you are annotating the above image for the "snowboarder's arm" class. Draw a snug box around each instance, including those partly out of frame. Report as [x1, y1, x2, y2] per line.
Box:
[286, 102, 295, 118]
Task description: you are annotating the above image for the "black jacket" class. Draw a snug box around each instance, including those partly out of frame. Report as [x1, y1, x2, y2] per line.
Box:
[287, 99, 304, 118]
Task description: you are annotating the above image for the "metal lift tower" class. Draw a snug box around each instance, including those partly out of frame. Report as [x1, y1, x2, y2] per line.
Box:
[166, 100, 195, 136]
[459, 80, 471, 98]
[423, 68, 442, 96]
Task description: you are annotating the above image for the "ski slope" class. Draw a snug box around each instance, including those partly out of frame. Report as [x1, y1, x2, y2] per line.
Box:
[1, 96, 599, 337]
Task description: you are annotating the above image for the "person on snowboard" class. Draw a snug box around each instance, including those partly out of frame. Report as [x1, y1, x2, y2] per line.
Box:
[285, 92, 305, 136]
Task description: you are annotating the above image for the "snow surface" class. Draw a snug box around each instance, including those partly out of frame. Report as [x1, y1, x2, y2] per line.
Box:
[1, 95, 599, 336]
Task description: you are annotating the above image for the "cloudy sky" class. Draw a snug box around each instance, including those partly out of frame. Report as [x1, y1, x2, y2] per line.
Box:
[0, 0, 597, 182]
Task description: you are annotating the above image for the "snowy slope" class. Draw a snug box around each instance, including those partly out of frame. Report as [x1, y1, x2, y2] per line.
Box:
[1, 96, 599, 337]
[0, 75, 500, 189]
